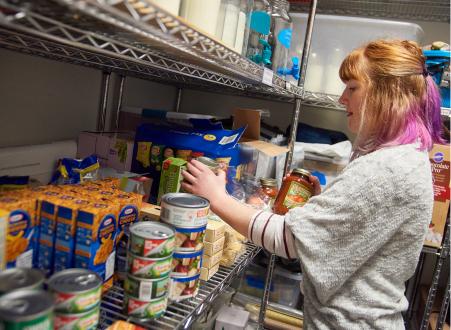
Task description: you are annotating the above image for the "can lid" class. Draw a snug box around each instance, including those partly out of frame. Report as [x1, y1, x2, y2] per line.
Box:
[292, 168, 311, 177]
[0, 290, 54, 321]
[47, 269, 102, 294]
[260, 178, 277, 187]
[0, 268, 45, 294]
[162, 193, 209, 209]
[130, 221, 175, 239]
[196, 156, 219, 169]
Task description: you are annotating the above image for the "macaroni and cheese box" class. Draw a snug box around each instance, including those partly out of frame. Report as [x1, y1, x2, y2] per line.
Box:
[426, 144, 450, 248]
[0, 209, 7, 270]
[54, 197, 91, 272]
[114, 191, 142, 242]
[0, 196, 36, 268]
[75, 202, 119, 290]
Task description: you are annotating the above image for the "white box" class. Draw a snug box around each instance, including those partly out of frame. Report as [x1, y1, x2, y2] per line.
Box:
[202, 250, 223, 268]
[204, 236, 225, 256]
[200, 262, 220, 281]
[278, 14, 424, 96]
[215, 306, 249, 330]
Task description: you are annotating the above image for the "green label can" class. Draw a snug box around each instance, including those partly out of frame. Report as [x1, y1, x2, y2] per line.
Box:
[0, 289, 54, 330]
[127, 253, 172, 279]
[54, 304, 100, 330]
[0, 268, 45, 295]
[124, 294, 167, 319]
[124, 274, 169, 300]
[129, 222, 175, 258]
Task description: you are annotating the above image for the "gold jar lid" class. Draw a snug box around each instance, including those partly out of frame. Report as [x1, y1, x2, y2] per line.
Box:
[196, 156, 219, 169]
[260, 178, 277, 187]
[292, 168, 311, 177]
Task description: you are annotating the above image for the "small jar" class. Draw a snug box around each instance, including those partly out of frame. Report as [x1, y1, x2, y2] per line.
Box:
[273, 168, 314, 215]
[259, 178, 279, 208]
[196, 156, 220, 173]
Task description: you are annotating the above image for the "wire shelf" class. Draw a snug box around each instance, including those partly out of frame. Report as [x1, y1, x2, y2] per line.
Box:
[0, 0, 302, 100]
[290, 0, 450, 23]
[98, 242, 261, 330]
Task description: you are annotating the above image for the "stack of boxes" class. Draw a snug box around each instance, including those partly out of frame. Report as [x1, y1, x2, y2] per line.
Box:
[200, 220, 226, 281]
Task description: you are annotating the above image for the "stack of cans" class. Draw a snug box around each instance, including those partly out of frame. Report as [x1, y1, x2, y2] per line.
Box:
[47, 269, 102, 329]
[124, 222, 175, 320]
[159, 193, 209, 302]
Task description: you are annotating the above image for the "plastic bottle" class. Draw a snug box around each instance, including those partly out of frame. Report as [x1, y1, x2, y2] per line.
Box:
[246, 0, 272, 67]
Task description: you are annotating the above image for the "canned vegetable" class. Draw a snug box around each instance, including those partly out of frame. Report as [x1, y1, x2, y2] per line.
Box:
[124, 274, 169, 300]
[169, 273, 200, 302]
[54, 303, 100, 330]
[129, 222, 175, 258]
[160, 193, 209, 228]
[47, 269, 102, 314]
[0, 268, 45, 295]
[172, 250, 203, 277]
[127, 252, 172, 279]
[124, 294, 167, 319]
[173, 225, 206, 252]
[0, 289, 54, 329]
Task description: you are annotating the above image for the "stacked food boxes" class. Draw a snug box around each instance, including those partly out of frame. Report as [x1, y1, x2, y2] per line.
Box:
[159, 193, 209, 302]
[124, 222, 174, 320]
[201, 220, 225, 281]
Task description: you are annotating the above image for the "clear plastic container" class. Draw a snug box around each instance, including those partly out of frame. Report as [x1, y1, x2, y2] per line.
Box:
[246, 0, 272, 66]
[276, 14, 424, 95]
[180, 0, 222, 36]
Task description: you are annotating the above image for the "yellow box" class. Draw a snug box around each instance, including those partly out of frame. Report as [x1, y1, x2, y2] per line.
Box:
[204, 236, 225, 256]
[0, 196, 36, 268]
[75, 202, 120, 289]
[205, 220, 225, 243]
[425, 144, 450, 248]
[200, 262, 220, 281]
[202, 249, 223, 269]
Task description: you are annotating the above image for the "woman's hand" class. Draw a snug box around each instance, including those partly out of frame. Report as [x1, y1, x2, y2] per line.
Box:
[181, 160, 228, 209]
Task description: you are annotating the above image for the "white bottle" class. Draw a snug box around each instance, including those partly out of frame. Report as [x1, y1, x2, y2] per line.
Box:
[180, 0, 222, 36]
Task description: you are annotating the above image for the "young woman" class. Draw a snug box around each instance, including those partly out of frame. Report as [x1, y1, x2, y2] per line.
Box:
[182, 40, 444, 329]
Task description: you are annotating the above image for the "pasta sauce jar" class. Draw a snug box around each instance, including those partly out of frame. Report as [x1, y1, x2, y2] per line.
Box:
[273, 168, 314, 215]
[259, 178, 279, 209]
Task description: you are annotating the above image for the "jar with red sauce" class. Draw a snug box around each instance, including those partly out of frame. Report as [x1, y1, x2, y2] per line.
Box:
[273, 168, 314, 215]
[259, 178, 279, 209]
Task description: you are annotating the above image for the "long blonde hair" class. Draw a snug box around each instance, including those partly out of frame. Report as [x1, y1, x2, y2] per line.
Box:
[339, 39, 444, 158]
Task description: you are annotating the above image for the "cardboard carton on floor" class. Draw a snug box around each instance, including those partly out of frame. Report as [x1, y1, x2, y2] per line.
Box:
[425, 144, 450, 248]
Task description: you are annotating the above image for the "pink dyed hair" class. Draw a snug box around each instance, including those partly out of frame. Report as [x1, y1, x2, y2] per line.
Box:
[339, 40, 445, 158]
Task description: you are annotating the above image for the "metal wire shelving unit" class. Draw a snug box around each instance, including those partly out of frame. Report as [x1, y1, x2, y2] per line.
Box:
[98, 242, 261, 329]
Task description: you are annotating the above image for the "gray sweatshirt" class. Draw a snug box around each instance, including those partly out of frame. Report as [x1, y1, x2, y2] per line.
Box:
[283, 143, 433, 329]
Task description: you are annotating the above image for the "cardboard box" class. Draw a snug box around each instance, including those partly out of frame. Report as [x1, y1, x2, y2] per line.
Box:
[139, 202, 161, 222]
[157, 157, 187, 203]
[204, 236, 225, 256]
[202, 249, 223, 269]
[205, 219, 226, 243]
[425, 144, 450, 248]
[0, 209, 7, 270]
[107, 136, 134, 172]
[200, 261, 220, 281]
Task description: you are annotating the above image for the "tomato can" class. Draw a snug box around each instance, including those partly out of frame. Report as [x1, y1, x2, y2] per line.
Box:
[54, 304, 100, 330]
[168, 273, 200, 302]
[129, 222, 175, 258]
[0, 289, 54, 329]
[127, 252, 172, 279]
[47, 269, 102, 314]
[172, 250, 203, 277]
[0, 268, 45, 295]
[124, 294, 167, 319]
[160, 193, 209, 228]
[174, 225, 206, 252]
[124, 274, 169, 300]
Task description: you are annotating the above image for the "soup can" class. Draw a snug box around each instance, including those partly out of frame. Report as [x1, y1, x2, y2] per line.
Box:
[174, 225, 206, 252]
[124, 274, 169, 300]
[169, 273, 200, 302]
[127, 252, 172, 279]
[47, 269, 102, 314]
[129, 222, 175, 258]
[54, 303, 100, 330]
[0, 268, 45, 295]
[172, 250, 203, 277]
[124, 294, 167, 319]
[160, 193, 209, 228]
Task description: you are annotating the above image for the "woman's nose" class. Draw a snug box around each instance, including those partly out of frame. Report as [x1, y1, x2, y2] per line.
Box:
[338, 92, 347, 105]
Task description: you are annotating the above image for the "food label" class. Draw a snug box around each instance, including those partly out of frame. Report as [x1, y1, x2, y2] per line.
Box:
[11, 313, 53, 330]
[6, 209, 33, 268]
[430, 154, 450, 202]
[127, 296, 167, 318]
[55, 307, 99, 330]
[54, 287, 101, 313]
[283, 181, 312, 209]
[130, 257, 172, 278]
[160, 203, 209, 227]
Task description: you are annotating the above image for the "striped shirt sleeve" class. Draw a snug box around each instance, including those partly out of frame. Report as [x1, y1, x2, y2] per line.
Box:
[248, 211, 298, 259]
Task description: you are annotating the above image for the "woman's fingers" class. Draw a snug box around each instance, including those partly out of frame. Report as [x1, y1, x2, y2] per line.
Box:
[182, 170, 197, 184]
[181, 181, 193, 193]
[190, 159, 209, 172]
[186, 161, 202, 177]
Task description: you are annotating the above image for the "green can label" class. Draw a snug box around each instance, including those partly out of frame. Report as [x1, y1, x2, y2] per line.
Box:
[54, 286, 101, 314]
[3, 313, 53, 330]
[128, 255, 172, 279]
[124, 276, 169, 300]
[125, 295, 167, 319]
[130, 235, 175, 258]
[54, 305, 99, 330]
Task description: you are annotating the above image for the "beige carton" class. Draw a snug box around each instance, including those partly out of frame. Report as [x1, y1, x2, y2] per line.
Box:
[204, 236, 225, 256]
[202, 249, 223, 269]
[205, 219, 225, 242]
[200, 262, 220, 281]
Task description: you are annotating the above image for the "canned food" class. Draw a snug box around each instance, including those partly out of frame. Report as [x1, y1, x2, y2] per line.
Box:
[0, 268, 45, 295]
[124, 274, 169, 300]
[124, 294, 167, 319]
[0, 289, 54, 329]
[172, 250, 203, 277]
[54, 304, 100, 330]
[47, 269, 102, 314]
[196, 156, 220, 172]
[169, 274, 200, 302]
[174, 225, 206, 252]
[129, 222, 175, 258]
[160, 193, 209, 228]
[127, 253, 172, 279]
